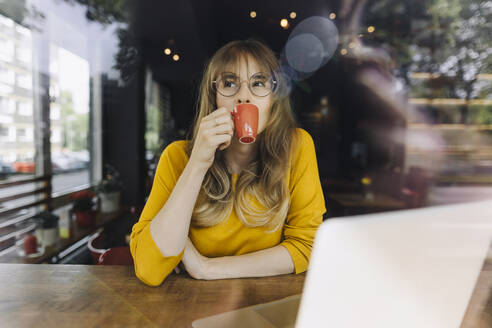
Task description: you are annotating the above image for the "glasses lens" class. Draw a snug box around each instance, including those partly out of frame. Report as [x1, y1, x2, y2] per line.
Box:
[249, 73, 274, 97]
[217, 73, 239, 96]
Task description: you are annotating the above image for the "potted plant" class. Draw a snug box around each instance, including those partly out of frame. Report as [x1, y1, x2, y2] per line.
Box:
[95, 164, 123, 213]
[69, 190, 97, 227]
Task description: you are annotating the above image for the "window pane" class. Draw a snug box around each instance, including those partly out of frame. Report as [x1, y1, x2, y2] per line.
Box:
[1, 0, 121, 200]
[27, 0, 121, 195]
[50, 44, 91, 192]
[0, 12, 36, 185]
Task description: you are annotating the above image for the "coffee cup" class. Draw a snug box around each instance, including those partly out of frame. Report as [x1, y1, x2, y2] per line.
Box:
[232, 104, 258, 144]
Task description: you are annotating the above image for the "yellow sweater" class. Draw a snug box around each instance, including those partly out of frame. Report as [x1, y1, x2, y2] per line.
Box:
[130, 128, 326, 286]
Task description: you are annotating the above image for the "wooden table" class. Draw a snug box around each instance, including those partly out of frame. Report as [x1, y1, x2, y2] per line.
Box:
[0, 264, 305, 327]
[0, 262, 490, 328]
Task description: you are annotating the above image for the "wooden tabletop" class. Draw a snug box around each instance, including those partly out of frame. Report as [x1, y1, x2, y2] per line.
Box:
[0, 262, 490, 328]
[0, 264, 305, 327]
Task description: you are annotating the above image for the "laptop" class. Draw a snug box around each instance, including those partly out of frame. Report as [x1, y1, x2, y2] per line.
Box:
[192, 200, 492, 328]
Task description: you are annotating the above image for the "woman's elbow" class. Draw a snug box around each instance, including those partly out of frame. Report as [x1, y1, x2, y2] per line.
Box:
[134, 262, 167, 287]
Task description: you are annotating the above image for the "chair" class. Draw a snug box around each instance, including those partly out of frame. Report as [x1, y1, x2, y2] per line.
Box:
[87, 230, 106, 264]
[98, 247, 134, 265]
[86, 205, 142, 265]
[87, 230, 133, 265]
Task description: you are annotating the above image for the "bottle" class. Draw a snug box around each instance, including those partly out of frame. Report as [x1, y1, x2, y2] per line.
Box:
[59, 207, 71, 239]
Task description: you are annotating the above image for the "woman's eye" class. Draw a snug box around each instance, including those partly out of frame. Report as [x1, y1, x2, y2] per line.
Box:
[252, 81, 266, 87]
[224, 80, 236, 88]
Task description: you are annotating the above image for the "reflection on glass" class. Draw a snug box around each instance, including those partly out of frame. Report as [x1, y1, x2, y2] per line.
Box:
[340, 0, 492, 208]
[0, 13, 35, 182]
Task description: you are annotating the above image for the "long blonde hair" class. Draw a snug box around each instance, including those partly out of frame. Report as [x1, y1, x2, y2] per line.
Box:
[186, 39, 299, 232]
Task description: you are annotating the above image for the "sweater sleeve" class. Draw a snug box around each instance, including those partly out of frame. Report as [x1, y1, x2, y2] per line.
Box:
[130, 141, 188, 286]
[280, 129, 326, 274]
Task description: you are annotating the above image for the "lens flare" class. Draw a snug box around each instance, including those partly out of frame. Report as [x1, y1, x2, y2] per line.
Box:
[286, 34, 324, 73]
[283, 16, 339, 76]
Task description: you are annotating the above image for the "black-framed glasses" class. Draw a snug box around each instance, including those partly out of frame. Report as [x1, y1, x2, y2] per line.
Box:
[212, 72, 277, 97]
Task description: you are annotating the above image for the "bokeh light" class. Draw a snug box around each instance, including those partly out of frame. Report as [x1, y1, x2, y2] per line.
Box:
[280, 19, 289, 29]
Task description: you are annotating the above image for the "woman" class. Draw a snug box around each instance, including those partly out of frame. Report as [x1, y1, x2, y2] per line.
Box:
[130, 39, 326, 286]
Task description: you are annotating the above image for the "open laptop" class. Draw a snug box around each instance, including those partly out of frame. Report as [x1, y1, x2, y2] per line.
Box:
[192, 200, 492, 328]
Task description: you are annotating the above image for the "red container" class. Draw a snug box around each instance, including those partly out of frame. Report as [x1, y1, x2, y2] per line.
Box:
[233, 104, 258, 144]
[24, 234, 37, 255]
[74, 211, 96, 228]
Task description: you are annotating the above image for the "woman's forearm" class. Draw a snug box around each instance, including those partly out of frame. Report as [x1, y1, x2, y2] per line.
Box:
[149, 161, 208, 257]
[204, 245, 295, 280]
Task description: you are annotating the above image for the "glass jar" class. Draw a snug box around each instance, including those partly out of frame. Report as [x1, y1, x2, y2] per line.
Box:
[33, 211, 60, 248]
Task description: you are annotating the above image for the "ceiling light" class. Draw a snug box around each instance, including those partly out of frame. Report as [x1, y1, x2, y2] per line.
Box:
[164, 48, 171, 55]
[280, 19, 289, 29]
[250, 11, 257, 18]
[290, 12, 296, 19]
[329, 13, 336, 20]
[173, 54, 180, 61]
[368, 26, 375, 33]
[340, 49, 347, 55]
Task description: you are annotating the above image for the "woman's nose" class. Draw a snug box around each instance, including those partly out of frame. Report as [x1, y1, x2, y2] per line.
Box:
[236, 81, 251, 104]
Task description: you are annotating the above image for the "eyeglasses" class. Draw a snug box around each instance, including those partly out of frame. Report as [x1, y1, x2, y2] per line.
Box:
[212, 72, 277, 97]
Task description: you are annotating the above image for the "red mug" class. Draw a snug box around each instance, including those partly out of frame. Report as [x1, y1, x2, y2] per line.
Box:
[232, 104, 258, 144]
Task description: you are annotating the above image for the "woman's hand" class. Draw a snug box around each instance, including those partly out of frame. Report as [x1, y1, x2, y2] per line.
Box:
[181, 238, 211, 280]
[188, 107, 235, 171]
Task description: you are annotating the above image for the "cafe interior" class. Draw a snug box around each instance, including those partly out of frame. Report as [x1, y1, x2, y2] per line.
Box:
[0, 0, 491, 326]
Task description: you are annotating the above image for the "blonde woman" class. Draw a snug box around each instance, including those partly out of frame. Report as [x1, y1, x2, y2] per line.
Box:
[130, 39, 326, 286]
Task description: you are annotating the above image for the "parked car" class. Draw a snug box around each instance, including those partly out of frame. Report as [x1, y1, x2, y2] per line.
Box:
[0, 159, 15, 180]
[13, 159, 59, 174]
[51, 152, 86, 173]
[13, 160, 36, 174]
[65, 151, 90, 169]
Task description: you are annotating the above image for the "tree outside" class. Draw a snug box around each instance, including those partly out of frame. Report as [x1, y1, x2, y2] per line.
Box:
[59, 90, 88, 152]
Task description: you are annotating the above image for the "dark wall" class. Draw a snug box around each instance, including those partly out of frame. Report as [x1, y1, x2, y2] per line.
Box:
[169, 82, 198, 135]
[102, 67, 146, 208]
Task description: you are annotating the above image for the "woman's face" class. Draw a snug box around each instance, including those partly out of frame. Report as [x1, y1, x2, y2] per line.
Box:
[215, 56, 273, 136]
